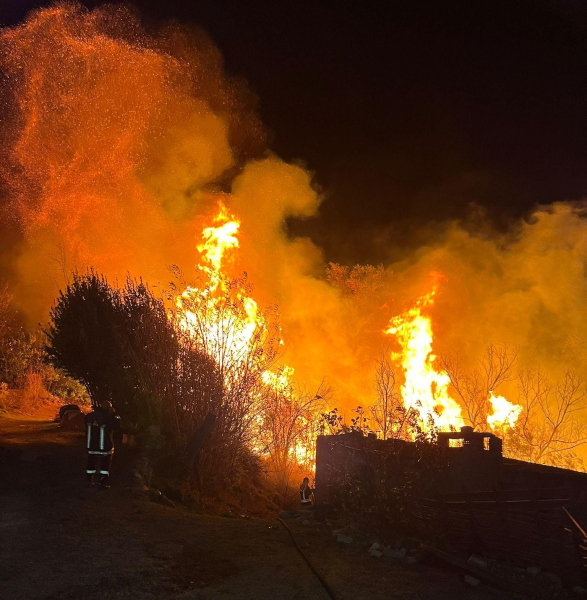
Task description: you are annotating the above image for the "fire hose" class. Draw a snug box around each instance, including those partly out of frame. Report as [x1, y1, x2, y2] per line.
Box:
[277, 517, 339, 600]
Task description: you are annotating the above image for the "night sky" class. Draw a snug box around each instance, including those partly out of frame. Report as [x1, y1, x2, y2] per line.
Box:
[2, 0, 587, 265]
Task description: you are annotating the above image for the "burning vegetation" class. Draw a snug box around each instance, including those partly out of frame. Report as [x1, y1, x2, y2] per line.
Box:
[0, 0, 587, 511]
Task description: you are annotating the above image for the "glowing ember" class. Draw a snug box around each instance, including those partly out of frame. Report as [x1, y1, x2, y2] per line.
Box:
[385, 273, 463, 431]
[487, 391, 522, 430]
[1, 2, 582, 477]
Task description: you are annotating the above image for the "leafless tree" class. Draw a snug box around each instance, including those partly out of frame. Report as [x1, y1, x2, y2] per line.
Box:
[0, 284, 13, 383]
[439, 343, 518, 428]
[49, 241, 72, 289]
[368, 350, 424, 440]
[256, 375, 329, 494]
[325, 263, 388, 348]
[326, 263, 385, 299]
[370, 350, 397, 439]
[440, 342, 587, 469]
[0, 284, 13, 340]
[512, 368, 587, 468]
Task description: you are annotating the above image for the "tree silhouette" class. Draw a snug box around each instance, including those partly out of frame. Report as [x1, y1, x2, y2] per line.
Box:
[47, 272, 223, 433]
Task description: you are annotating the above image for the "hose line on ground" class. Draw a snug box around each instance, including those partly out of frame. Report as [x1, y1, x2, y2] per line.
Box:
[277, 517, 340, 600]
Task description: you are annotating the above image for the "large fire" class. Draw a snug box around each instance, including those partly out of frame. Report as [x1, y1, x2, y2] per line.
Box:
[384, 275, 523, 435]
[177, 204, 524, 451]
[173, 202, 322, 470]
[385, 274, 464, 431]
[174, 203, 266, 370]
[1, 3, 586, 471]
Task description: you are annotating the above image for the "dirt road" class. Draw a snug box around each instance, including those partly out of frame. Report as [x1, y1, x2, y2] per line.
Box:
[0, 414, 514, 600]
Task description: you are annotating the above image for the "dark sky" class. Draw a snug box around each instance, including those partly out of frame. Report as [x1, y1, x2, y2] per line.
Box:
[2, 0, 587, 264]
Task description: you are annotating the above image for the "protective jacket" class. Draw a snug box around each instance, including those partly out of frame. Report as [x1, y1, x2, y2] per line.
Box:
[85, 408, 121, 455]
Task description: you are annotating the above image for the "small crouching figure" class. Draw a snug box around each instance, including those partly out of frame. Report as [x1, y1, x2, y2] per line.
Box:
[85, 400, 121, 490]
[300, 477, 314, 505]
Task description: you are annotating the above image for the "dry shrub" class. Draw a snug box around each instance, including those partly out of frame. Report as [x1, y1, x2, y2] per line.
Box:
[167, 269, 280, 508]
[0, 370, 55, 415]
[0, 382, 10, 412]
[153, 442, 280, 517]
[20, 371, 49, 413]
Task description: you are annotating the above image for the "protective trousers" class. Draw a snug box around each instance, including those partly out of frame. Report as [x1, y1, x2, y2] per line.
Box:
[86, 453, 113, 486]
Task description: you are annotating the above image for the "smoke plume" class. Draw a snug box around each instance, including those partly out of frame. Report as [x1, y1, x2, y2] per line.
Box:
[1, 2, 587, 417]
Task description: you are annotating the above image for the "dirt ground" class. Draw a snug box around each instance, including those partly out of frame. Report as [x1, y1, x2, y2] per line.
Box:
[0, 413, 517, 600]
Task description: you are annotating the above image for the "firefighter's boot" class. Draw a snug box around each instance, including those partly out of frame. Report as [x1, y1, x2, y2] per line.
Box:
[98, 475, 110, 490]
[86, 472, 95, 486]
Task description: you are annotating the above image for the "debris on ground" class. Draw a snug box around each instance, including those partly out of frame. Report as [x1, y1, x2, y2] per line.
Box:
[465, 574, 481, 587]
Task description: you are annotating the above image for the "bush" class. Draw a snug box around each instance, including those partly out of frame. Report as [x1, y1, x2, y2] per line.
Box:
[0, 284, 88, 412]
[47, 272, 223, 424]
[47, 272, 260, 506]
[325, 432, 446, 540]
[46, 272, 130, 410]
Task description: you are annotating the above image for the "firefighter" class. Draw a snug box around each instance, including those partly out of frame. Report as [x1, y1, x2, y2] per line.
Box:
[85, 400, 121, 490]
[300, 477, 314, 505]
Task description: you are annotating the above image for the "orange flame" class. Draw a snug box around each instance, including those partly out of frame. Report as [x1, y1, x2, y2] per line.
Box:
[385, 274, 524, 435]
[174, 203, 317, 470]
[174, 202, 261, 368]
[197, 203, 241, 273]
[487, 391, 522, 430]
[385, 273, 463, 431]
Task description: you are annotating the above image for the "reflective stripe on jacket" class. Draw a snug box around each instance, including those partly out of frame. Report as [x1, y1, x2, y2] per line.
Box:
[85, 408, 121, 454]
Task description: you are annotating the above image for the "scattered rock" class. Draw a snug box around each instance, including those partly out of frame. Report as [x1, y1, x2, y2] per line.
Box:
[405, 556, 418, 565]
[383, 547, 406, 560]
[297, 513, 313, 523]
[468, 555, 488, 569]
[572, 586, 587, 596]
[526, 566, 540, 576]
[464, 574, 480, 587]
[369, 549, 383, 558]
[337, 533, 353, 544]
[128, 470, 148, 491]
[368, 543, 380, 553]
[301, 520, 311, 526]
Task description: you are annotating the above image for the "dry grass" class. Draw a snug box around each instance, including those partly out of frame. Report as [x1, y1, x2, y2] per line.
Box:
[0, 372, 64, 418]
[21, 371, 47, 412]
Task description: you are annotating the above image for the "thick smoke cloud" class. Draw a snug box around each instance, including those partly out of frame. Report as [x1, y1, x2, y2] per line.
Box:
[0, 1, 267, 319]
[405, 203, 587, 376]
[1, 2, 587, 416]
